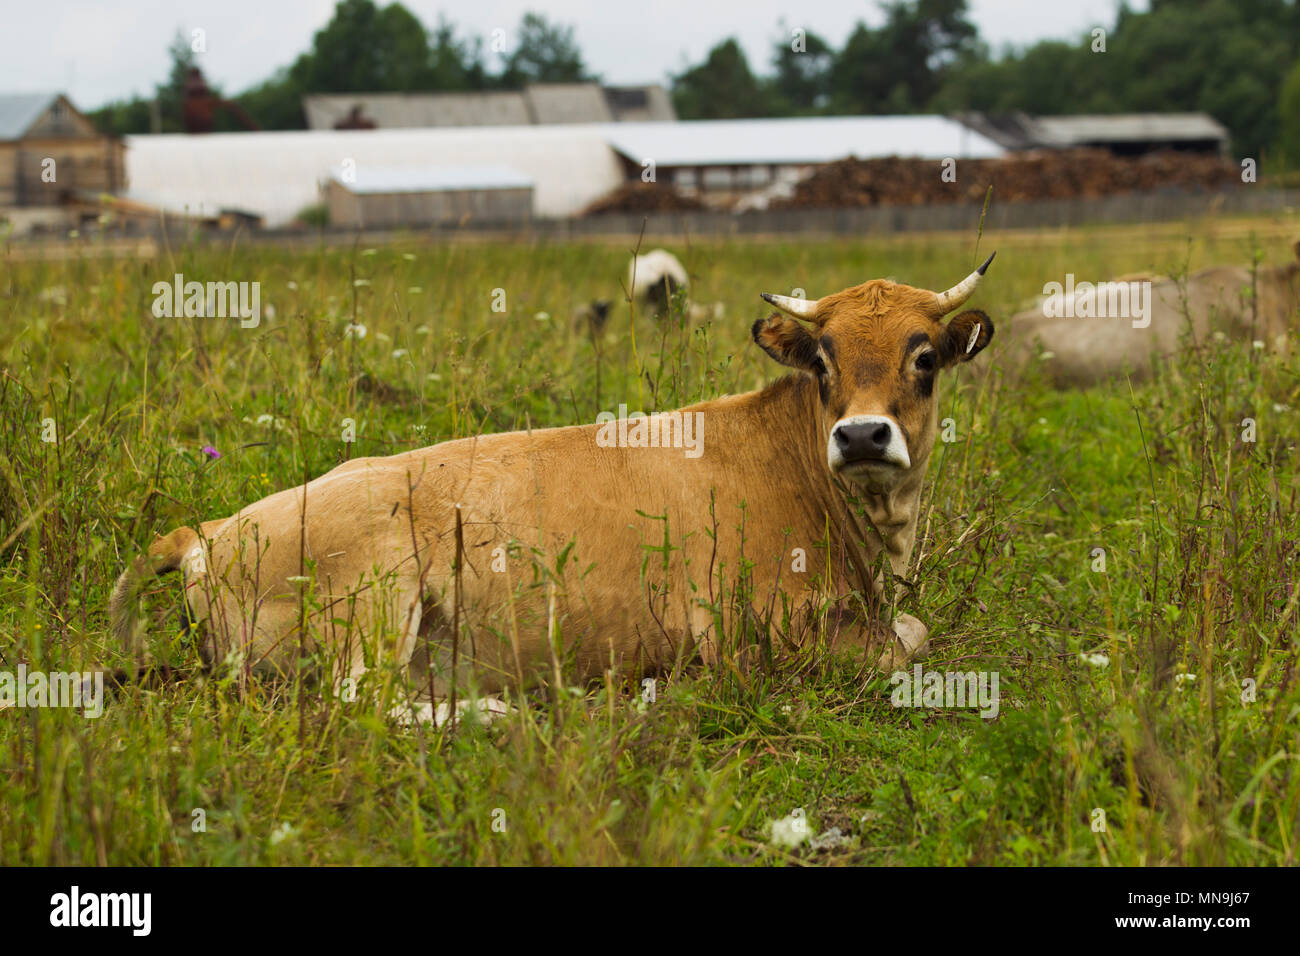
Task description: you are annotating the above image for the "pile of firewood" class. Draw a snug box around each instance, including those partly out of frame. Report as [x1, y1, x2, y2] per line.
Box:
[581, 182, 708, 215]
[770, 149, 1239, 209]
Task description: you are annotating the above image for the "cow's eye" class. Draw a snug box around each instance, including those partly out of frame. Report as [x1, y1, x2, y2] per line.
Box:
[811, 356, 828, 378]
[915, 351, 937, 373]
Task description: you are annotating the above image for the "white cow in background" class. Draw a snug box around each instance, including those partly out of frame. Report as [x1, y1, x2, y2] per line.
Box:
[628, 249, 689, 315]
[624, 249, 724, 323]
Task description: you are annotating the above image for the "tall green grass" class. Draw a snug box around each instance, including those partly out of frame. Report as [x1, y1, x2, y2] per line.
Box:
[0, 215, 1297, 864]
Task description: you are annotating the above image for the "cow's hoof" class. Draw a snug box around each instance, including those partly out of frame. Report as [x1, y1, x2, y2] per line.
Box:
[391, 696, 512, 728]
[895, 614, 930, 659]
[876, 614, 930, 670]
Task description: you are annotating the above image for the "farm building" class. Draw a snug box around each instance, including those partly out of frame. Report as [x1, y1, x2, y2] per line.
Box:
[0, 92, 125, 228]
[955, 111, 1229, 156]
[325, 165, 533, 228]
[122, 115, 1003, 227]
[302, 83, 676, 130]
[124, 125, 624, 226]
[602, 115, 1003, 206]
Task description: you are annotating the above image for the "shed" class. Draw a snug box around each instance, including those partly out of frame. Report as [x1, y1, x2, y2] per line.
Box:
[1033, 113, 1229, 156]
[324, 165, 534, 228]
[954, 111, 1230, 157]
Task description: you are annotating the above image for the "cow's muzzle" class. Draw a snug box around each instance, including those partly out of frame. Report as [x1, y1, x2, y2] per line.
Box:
[828, 415, 911, 471]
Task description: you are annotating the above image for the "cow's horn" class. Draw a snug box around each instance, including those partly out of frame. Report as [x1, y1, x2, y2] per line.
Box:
[933, 251, 996, 315]
[760, 292, 821, 321]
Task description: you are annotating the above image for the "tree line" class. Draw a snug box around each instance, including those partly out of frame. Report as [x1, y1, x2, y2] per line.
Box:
[91, 0, 1300, 166]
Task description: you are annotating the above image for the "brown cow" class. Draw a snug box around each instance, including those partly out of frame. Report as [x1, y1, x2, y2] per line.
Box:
[998, 239, 1300, 388]
[110, 256, 998, 720]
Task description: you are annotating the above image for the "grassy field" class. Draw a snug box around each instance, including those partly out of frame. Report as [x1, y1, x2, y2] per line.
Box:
[1, 212, 1298, 865]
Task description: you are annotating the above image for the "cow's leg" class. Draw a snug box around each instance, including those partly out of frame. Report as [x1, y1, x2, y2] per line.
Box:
[326, 572, 427, 708]
[186, 523, 428, 699]
[394, 600, 514, 727]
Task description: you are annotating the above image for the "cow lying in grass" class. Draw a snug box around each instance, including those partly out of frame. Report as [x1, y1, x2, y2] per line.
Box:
[111, 255, 997, 721]
[998, 238, 1300, 388]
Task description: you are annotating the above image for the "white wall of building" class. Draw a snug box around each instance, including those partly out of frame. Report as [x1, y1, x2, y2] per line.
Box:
[125, 125, 625, 226]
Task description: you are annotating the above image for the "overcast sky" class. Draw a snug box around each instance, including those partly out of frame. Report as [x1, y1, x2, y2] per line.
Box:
[8, 0, 1139, 110]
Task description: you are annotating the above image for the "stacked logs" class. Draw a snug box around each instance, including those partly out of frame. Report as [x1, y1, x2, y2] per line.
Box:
[770, 149, 1239, 209]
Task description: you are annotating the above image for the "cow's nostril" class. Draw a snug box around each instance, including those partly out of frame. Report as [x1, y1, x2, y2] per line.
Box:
[869, 424, 892, 447]
[833, 427, 851, 448]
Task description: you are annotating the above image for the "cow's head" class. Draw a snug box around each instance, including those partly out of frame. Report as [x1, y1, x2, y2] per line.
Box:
[752, 254, 996, 492]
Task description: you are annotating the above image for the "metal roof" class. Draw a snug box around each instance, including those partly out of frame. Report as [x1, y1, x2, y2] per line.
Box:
[524, 84, 612, 124]
[602, 115, 1004, 166]
[304, 92, 532, 130]
[330, 165, 533, 194]
[1033, 113, 1228, 145]
[303, 84, 672, 130]
[0, 91, 58, 140]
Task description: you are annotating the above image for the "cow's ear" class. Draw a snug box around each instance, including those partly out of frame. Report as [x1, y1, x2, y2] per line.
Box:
[940, 309, 994, 365]
[752, 313, 821, 372]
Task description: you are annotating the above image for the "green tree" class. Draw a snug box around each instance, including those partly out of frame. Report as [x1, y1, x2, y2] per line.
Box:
[671, 39, 772, 119]
[158, 30, 200, 127]
[830, 0, 978, 114]
[428, 17, 489, 90]
[88, 98, 154, 136]
[499, 12, 593, 86]
[769, 25, 835, 113]
[235, 68, 308, 130]
[1279, 57, 1300, 168]
[289, 0, 435, 92]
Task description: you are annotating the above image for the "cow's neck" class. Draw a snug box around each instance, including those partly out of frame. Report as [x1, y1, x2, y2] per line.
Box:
[753, 373, 929, 590]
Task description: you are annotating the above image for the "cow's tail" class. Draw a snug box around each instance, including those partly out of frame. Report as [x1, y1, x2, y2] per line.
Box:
[109, 526, 200, 664]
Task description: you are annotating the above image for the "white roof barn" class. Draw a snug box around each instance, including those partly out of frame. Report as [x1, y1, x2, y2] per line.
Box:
[604, 115, 1003, 167]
